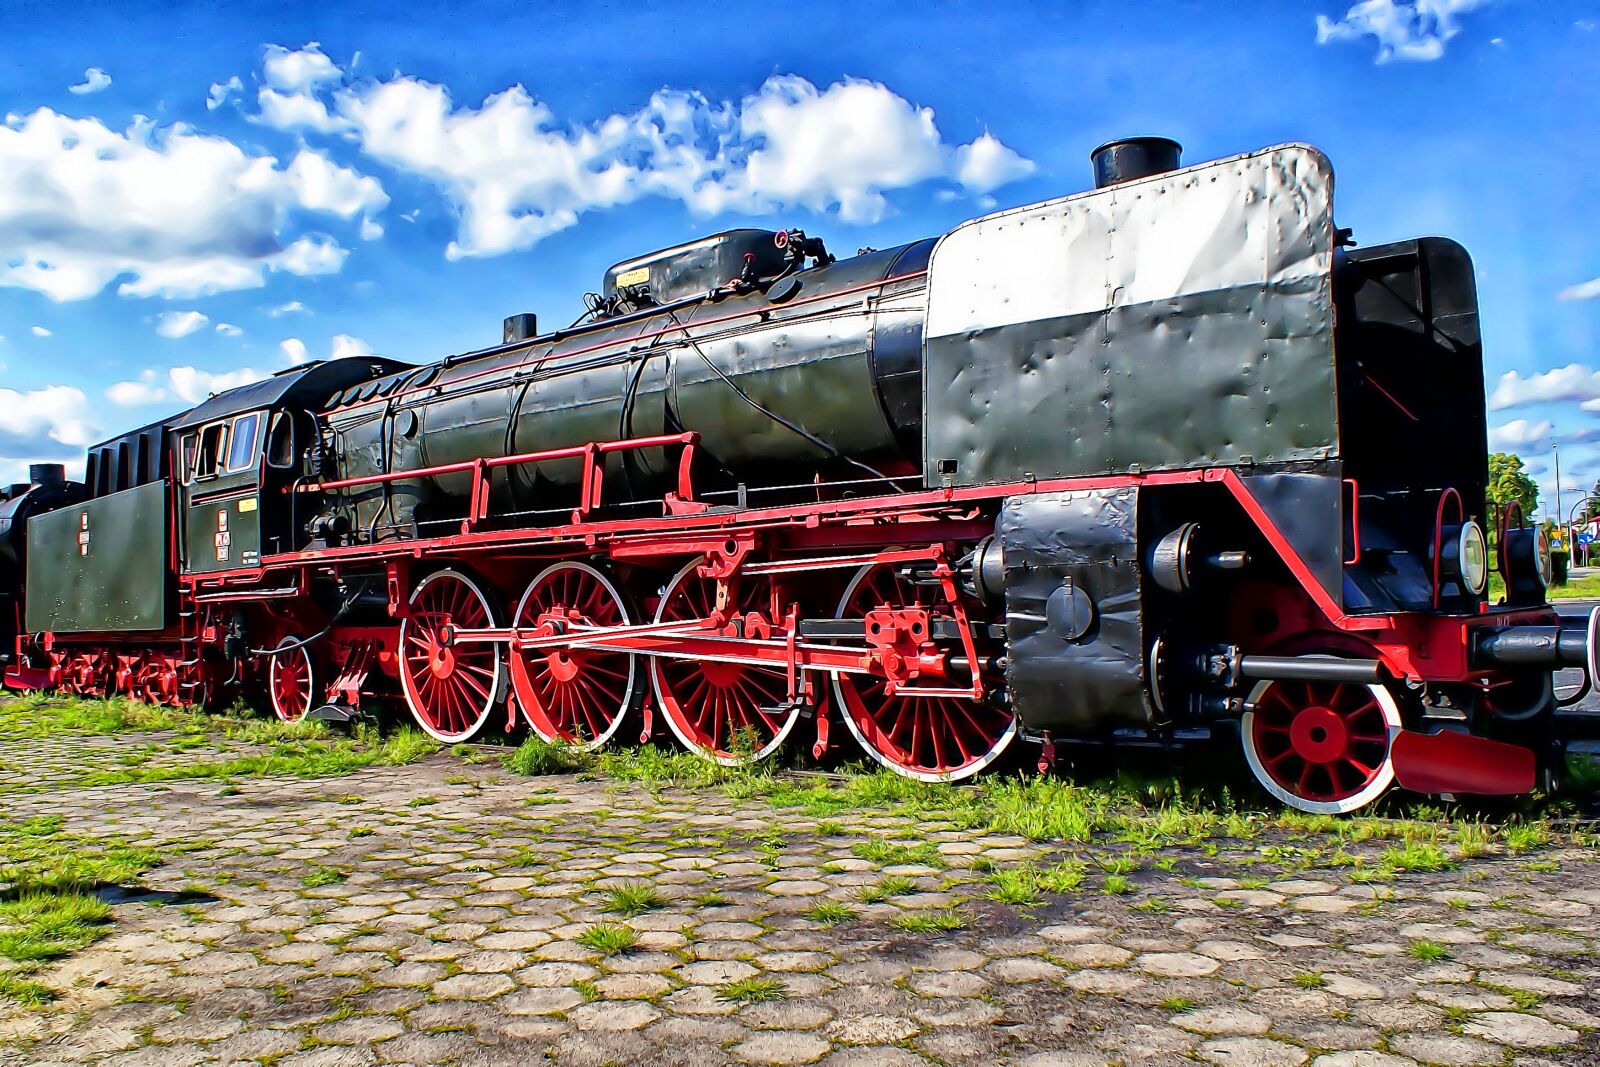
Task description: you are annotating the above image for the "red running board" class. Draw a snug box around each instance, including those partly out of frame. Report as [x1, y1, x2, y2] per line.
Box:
[1390, 730, 1536, 797]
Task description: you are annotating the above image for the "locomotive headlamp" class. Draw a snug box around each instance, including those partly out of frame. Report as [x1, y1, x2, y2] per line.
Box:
[1439, 521, 1488, 597]
[1465, 521, 1484, 598]
[1503, 524, 1552, 595]
[1459, 521, 1489, 596]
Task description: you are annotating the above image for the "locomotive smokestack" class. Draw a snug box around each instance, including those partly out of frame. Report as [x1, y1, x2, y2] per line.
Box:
[27, 463, 64, 486]
[1090, 137, 1182, 189]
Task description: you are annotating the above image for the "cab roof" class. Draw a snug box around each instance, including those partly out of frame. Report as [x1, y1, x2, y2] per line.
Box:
[171, 357, 411, 431]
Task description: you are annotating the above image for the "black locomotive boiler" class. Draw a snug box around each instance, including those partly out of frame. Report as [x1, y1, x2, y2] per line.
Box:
[3, 137, 1590, 813]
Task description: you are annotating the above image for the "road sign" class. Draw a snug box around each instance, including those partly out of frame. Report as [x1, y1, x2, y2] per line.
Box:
[1580, 532, 1596, 546]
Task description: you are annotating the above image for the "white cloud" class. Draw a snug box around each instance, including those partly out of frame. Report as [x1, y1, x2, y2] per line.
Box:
[263, 43, 341, 94]
[155, 310, 209, 339]
[168, 365, 261, 403]
[256, 88, 350, 134]
[1489, 363, 1600, 411]
[285, 149, 387, 217]
[0, 108, 383, 301]
[250, 61, 1030, 259]
[359, 217, 383, 241]
[1488, 418, 1554, 451]
[30, 325, 50, 337]
[279, 337, 308, 364]
[215, 322, 243, 337]
[268, 300, 308, 317]
[1316, 0, 1493, 62]
[68, 68, 111, 95]
[106, 370, 168, 407]
[207, 76, 242, 111]
[952, 132, 1036, 194]
[1558, 277, 1600, 301]
[330, 333, 375, 360]
[0, 384, 97, 451]
[108, 365, 264, 407]
[253, 44, 351, 134]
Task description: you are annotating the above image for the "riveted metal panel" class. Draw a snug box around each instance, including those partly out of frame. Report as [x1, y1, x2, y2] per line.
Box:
[924, 144, 1338, 485]
[999, 487, 1148, 734]
[25, 480, 171, 633]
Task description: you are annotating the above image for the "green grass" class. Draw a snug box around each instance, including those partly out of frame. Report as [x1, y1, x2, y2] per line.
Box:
[76, 727, 438, 789]
[1291, 971, 1327, 989]
[859, 876, 918, 903]
[301, 867, 347, 888]
[0, 892, 112, 962]
[600, 882, 665, 918]
[717, 976, 788, 1003]
[850, 839, 947, 868]
[0, 974, 54, 1006]
[803, 901, 859, 926]
[1161, 996, 1196, 1013]
[0, 692, 198, 738]
[889, 908, 967, 933]
[692, 890, 728, 908]
[503, 736, 588, 776]
[0, 814, 167, 1004]
[1503, 823, 1552, 854]
[575, 922, 639, 956]
[1101, 873, 1136, 895]
[1406, 939, 1451, 962]
[1378, 840, 1455, 875]
[1547, 573, 1600, 599]
[985, 859, 1086, 905]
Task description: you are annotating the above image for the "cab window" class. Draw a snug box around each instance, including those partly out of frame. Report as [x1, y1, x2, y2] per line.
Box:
[266, 410, 297, 469]
[194, 423, 227, 480]
[180, 433, 198, 483]
[226, 413, 261, 473]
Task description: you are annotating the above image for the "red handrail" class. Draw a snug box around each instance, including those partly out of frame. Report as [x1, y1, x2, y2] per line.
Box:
[1431, 487, 1464, 609]
[297, 431, 700, 531]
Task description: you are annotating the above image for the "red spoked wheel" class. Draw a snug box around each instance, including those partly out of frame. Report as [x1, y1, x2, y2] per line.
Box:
[832, 562, 1016, 782]
[400, 568, 505, 743]
[510, 561, 640, 749]
[1242, 677, 1401, 814]
[649, 560, 803, 765]
[268, 636, 316, 724]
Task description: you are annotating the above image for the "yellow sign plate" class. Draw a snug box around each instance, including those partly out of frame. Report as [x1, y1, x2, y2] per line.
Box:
[615, 266, 650, 288]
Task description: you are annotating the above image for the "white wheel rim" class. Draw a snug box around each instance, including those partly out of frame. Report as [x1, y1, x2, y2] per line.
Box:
[512, 561, 637, 750]
[399, 568, 504, 743]
[648, 559, 802, 765]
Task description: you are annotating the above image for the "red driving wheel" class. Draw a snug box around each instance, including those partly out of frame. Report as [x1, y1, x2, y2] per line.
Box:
[649, 560, 802, 765]
[399, 569, 504, 743]
[831, 562, 1015, 782]
[510, 561, 640, 748]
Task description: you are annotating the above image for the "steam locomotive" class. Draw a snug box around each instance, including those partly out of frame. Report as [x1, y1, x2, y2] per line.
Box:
[2, 137, 1591, 813]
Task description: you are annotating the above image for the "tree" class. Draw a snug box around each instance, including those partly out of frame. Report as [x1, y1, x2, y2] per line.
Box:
[1585, 479, 1600, 522]
[1487, 452, 1539, 525]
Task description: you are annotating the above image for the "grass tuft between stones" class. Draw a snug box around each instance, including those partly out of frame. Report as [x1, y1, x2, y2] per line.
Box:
[600, 881, 665, 918]
[576, 921, 639, 956]
[716, 976, 788, 1003]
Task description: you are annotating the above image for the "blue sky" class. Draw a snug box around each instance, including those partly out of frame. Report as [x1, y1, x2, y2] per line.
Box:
[1, 0, 1596, 517]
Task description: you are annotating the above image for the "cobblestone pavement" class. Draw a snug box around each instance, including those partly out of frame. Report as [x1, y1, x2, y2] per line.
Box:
[5, 731, 1600, 1066]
